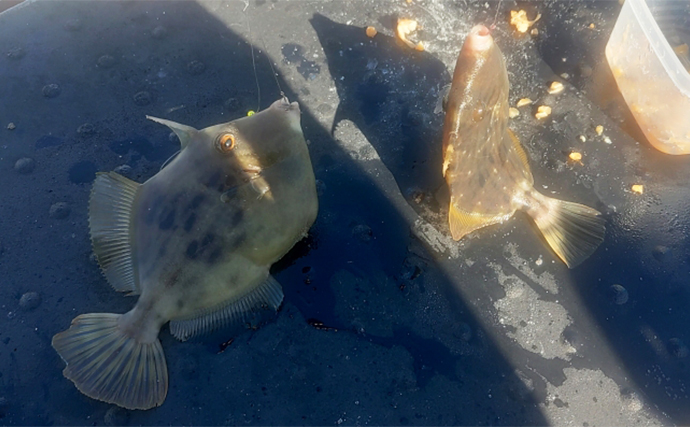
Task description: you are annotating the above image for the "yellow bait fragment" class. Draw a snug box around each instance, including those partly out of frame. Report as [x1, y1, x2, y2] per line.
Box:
[508, 107, 520, 118]
[366, 26, 378, 38]
[247, 110, 255, 116]
[595, 125, 603, 135]
[535, 105, 551, 119]
[568, 152, 583, 163]
[631, 184, 644, 194]
[516, 98, 533, 107]
[510, 10, 542, 33]
[397, 18, 423, 51]
[548, 81, 564, 95]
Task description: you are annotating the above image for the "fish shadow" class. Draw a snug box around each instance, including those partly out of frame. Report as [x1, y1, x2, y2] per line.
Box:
[310, 13, 449, 200]
[1, 1, 548, 425]
[314, 8, 690, 426]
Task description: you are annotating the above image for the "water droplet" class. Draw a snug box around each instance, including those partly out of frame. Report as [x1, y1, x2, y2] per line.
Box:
[14, 158, 35, 174]
[6, 47, 25, 60]
[49, 202, 70, 220]
[224, 97, 241, 112]
[97, 54, 116, 69]
[187, 60, 206, 76]
[42, 84, 61, 98]
[151, 25, 168, 39]
[19, 292, 41, 311]
[652, 245, 669, 262]
[315, 179, 326, 196]
[113, 164, 133, 178]
[607, 284, 629, 305]
[668, 338, 689, 358]
[63, 18, 83, 32]
[133, 91, 152, 106]
[77, 123, 96, 137]
[352, 223, 373, 242]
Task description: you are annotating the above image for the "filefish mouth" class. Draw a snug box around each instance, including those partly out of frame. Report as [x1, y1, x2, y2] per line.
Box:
[269, 97, 301, 115]
[465, 25, 493, 52]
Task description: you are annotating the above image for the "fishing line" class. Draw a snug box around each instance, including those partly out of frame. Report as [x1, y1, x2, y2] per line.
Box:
[259, 32, 285, 100]
[242, 1, 285, 112]
[242, 0, 261, 112]
[490, 0, 503, 30]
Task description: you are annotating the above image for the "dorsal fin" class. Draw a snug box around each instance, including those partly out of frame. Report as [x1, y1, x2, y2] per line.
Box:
[146, 116, 198, 150]
[89, 172, 141, 295]
[169, 275, 284, 341]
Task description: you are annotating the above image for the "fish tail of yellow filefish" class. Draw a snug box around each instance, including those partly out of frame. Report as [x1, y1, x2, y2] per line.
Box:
[528, 193, 606, 268]
[51, 313, 168, 410]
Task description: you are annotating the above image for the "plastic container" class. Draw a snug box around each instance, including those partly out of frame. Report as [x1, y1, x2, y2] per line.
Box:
[606, 0, 690, 155]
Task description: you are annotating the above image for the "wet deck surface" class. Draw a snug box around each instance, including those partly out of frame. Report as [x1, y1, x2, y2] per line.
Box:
[0, 1, 688, 425]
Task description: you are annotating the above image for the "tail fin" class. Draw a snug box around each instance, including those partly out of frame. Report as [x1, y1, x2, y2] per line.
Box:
[529, 196, 606, 268]
[51, 313, 168, 410]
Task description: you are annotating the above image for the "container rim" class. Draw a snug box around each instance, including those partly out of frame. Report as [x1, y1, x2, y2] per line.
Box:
[626, 0, 690, 97]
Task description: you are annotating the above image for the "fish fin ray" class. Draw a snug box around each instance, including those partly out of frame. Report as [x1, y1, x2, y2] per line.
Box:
[89, 172, 140, 294]
[507, 128, 532, 174]
[146, 116, 197, 150]
[529, 197, 606, 268]
[51, 313, 168, 410]
[170, 275, 284, 341]
[449, 204, 510, 241]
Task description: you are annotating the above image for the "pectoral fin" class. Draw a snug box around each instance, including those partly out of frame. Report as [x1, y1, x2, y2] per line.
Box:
[89, 172, 141, 294]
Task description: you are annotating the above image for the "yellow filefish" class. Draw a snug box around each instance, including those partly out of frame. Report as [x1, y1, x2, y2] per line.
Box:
[441, 25, 605, 267]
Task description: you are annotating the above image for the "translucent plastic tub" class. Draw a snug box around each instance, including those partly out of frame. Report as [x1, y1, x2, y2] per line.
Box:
[606, 0, 690, 155]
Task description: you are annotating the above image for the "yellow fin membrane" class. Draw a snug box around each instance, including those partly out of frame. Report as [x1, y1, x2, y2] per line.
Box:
[51, 313, 168, 410]
[529, 197, 606, 268]
[448, 204, 512, 241]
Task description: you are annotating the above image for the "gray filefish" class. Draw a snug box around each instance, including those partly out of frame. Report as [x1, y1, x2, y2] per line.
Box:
[441, 25, 605, 267]
[52, 97, 318, 409]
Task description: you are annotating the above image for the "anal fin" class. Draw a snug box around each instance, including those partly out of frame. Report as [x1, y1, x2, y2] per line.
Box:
[170, 275, 284, 341]
[89, 172, 141, 294]
[449, 203, 512, 241]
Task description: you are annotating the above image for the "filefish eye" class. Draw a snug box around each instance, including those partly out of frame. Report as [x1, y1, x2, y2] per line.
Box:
[216, 133, 236, 153]
[472, 107, 485, 122]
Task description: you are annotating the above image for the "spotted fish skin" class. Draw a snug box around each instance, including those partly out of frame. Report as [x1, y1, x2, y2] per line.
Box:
[130, 99, 317, 325]
[442, 25, 605, 268]
[52, 98, 318, 410]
